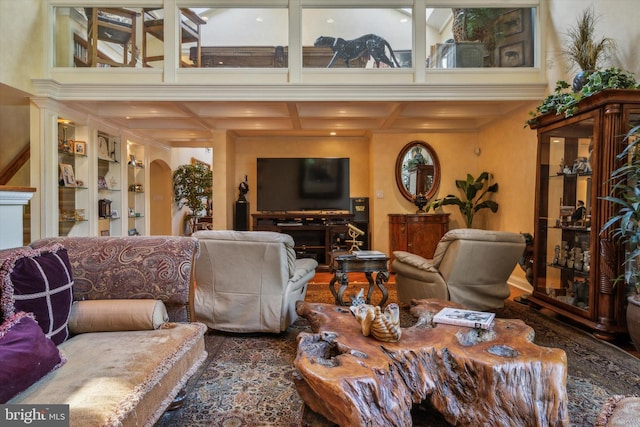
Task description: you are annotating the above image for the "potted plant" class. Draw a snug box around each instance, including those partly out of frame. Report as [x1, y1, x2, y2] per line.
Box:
[173, 162, 213, 234]
[563, 7, 616, 91]
[428, 172, 498, 228]
[601, 124, 640, 350]
[525, 68, 639, 127]
[451, 8, 507, 66]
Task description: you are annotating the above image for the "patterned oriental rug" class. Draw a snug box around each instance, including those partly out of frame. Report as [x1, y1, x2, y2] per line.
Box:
[157, 283, 640, 427]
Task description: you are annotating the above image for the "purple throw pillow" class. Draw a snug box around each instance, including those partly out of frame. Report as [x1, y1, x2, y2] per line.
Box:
[0, 311, 66, 403]
[0, 244, 73, 344]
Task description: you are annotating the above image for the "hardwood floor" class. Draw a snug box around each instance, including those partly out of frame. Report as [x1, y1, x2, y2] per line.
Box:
[309, 271, 640, 358]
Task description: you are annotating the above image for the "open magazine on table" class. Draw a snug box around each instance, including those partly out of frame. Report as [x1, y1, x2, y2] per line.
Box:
[433, 307, 495, 330]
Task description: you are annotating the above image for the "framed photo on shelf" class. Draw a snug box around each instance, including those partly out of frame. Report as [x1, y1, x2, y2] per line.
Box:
[100, 230, 110, 236]
[97, 135, 109, 159]
[73, 140, 86, 155]
[59, 163, 76, 187]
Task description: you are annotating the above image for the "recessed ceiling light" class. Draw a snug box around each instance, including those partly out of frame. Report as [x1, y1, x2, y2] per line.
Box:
[326, 18, 334, 24]
[330, 132, 337, 136]
[256, 17, 263, 22]
[400, 18, 408, 23]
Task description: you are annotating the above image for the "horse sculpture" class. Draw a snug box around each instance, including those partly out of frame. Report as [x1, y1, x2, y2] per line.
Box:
[314, 34, 401, 68]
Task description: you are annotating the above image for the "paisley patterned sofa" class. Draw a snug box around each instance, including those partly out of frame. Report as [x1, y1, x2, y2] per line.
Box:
[0, 236, 207, 427]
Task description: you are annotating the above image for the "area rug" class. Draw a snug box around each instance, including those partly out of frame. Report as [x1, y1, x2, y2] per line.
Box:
[157, 283, 640, 427]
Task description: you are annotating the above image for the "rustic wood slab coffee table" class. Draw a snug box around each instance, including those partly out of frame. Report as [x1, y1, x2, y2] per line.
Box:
[294, 299, 569, 427]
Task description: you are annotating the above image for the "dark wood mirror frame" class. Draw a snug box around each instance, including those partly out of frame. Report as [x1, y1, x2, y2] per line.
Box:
[395, 140, 440, 202]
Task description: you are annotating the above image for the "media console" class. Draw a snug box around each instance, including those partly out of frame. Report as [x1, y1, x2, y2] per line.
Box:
[252, 212, 355, 270]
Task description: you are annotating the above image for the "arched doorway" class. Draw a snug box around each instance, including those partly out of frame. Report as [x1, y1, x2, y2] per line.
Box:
[149, 159, 172, 235]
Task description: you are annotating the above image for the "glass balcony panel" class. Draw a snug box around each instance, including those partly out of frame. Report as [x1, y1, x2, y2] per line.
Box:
[194, 8, 288, 68]
[55, 6, 155, 68]
[426, 7, 536, 68]
[302, 8, 412, 69]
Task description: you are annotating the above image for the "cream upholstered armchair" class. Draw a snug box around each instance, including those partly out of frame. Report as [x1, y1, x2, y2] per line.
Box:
[392, 228, 525, 311]
[192, 230, 318, 333]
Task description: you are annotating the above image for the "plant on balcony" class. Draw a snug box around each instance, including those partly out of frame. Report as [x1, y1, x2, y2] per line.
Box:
[428, 172, 498, 228]
[451, 8, 508, 66]
[173, 162, 213, 233]
[563, 7, 616, 91]
[525, 67, 639, 128]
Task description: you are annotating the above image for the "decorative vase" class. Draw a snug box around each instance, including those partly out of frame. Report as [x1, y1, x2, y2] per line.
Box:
[413, 194, 429, 214]
[627, 294, 640, 351]
[572, 70, 591, 92]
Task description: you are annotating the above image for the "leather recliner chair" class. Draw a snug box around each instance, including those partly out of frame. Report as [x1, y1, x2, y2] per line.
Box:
[193, 230, 318, 333]
[392, 228, 525, 311]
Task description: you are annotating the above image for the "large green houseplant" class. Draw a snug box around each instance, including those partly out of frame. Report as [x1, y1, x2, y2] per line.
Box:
[173, 162, 213, 233]
[428, 172, 499, 228]
[601, 125, 640, 350]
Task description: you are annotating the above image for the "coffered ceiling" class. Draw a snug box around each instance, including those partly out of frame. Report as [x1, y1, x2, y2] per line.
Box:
[1, 83, 531, 147]
[60, 99, 530, 147]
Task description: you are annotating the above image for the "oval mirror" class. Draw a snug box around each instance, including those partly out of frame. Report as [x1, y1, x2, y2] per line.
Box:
[395, 140, 440, 202]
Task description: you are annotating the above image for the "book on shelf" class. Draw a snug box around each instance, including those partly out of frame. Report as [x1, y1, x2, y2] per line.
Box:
[353, 250, 387, 259]
[432, 307, 495, 330]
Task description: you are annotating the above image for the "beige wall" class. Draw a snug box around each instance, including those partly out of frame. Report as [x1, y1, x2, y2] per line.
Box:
[0, 0, 44, 94]
[370, 132, 480, 254]
[480, 102, 540, 235]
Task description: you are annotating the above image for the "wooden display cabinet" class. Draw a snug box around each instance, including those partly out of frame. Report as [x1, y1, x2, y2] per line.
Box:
[388, 213, 449, 265]
[528, 89, 640, 340]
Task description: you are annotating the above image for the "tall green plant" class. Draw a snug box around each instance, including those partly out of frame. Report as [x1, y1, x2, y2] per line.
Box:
[429, 172, 498, 228]
[601, 124, 640, 292]
[173, 163, 213, 219]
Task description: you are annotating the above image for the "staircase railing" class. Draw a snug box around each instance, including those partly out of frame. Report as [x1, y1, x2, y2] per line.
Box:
[0, 143, 29, 185]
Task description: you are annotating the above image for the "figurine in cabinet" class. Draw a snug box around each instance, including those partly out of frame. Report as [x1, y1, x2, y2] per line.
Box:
[571, 200, 586, 221]
[569, 279, 589, 309]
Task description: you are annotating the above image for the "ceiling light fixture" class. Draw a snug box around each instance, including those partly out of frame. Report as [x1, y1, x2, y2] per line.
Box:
[256, 17, 263, 22]
[330, 132, 336, 136]
[326, 18, 334, 24]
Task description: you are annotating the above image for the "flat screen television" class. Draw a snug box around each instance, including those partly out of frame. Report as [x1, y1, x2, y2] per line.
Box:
[257, 157, 350, 212]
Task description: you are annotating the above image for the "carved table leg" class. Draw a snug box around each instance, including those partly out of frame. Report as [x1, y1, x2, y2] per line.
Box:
[364, 272, 375, 304]
[334, 271, 349, 305]
[329, 274, 339, 302]
[375, 270, 389, 307]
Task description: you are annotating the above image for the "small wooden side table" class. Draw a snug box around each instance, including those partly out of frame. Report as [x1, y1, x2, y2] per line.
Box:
[329, 252, 389, 306]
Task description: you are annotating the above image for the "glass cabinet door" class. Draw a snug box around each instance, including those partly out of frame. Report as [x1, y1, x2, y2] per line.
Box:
[534, 115, 595, 315]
